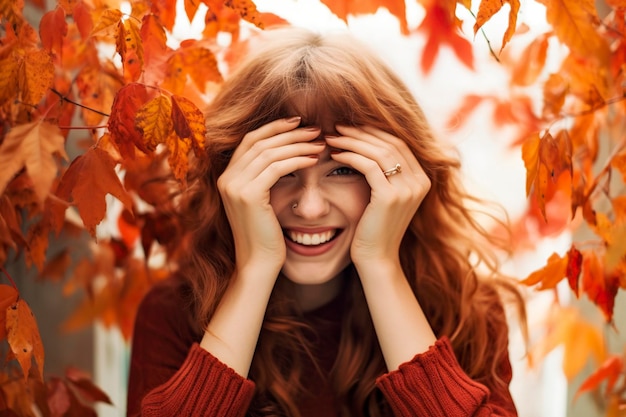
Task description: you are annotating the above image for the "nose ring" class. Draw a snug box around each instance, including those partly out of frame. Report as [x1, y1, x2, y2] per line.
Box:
[292, 202, 298, 209]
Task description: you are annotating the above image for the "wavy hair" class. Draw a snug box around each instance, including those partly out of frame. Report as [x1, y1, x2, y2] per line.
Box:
[177, 27, 526, 417]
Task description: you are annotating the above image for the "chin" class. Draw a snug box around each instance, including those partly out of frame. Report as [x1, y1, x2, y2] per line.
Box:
[281, 259, 351, 286]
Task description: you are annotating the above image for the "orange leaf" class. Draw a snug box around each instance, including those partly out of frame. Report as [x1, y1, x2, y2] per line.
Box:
[581, 249, 620, 322]
[529, 305, 605, 379]
[162, 44, 223, 94]
[6, 299, 45, 382]
[116, 18, 144, 82]
[90, 8, 123, 38]
[543, 0, 609, 62]
[576, 355, 624, 398]
[108, 83, 151, 159]
[39, 7, 68, 60]
[21, 49, 55, 106]
[521, 251, 568, 289]
[416, 2, 473, 73]
[140, 14, 170, 85]
[320, 0, 409, 34]
[55, 147, 134, 236]
[225, 0, 268, 30]
[171, 95, 207, 156]
[72, 1, 93, 40]
[150, 0, 177, 31]
[474, 0, 520, 52]
[0, 120, 68, 205]
[566, 245, 583, 296]
[510, 33, 550, 86]
[135, 95, 174, 151]
[0, 284, 19, 341]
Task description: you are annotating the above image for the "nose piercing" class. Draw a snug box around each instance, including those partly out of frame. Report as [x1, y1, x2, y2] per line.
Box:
[292, 202, 298, 209]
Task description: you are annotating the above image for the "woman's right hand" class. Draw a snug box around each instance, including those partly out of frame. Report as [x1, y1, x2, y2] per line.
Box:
[217, 116, 323, 278]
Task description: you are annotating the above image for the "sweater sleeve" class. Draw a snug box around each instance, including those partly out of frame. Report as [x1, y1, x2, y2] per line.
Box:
[375, 337, 517, 417]
[127, 279, 256, 417]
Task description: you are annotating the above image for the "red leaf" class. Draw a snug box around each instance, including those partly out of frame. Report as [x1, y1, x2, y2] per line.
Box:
[566, 246, 583, 296]
[39, 7, 68, 60]
[108, 83, 151, 159]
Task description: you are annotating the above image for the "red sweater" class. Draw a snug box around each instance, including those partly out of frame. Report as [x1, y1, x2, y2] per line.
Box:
[127, 278, 518, 417]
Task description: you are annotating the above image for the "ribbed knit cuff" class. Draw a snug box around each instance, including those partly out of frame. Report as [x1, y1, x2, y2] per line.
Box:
[376, 337, 490, 417]
[142, 343, 256, 417]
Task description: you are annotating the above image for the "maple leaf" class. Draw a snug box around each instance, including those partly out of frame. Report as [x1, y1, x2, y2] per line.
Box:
[581, 249, 620, 322]
[0, 284, 19, 341]
[576, 355, 624, 399]
[150, 0, 177, 31]
[55, 147, 134, 236]
[39, 6, 68, 61]
[72, 1, 94, 40]
[108, 83, 151, 159]
[522, 131, 572, 220]
[474, 0, 520, 52]
[416, 2, 473, 74]
[140, 14, 171, 86]
[135, 95, 174, 151]
[521, 251, 568, 289]
[116, 17, 144, 82]
[75, 63, 123, 127]
[171, 95, 207, 156]
[541, 0, 609, 63]
[0, 120, 68, 205]
[6, 299, 45, 382]
[529, 305, 605, 380]
[161, 43, 223, 95]
[225, 0, 268, 30]
[320, 0, 408, 34]
[90, 8, 123, 38]
[566, 246, 583, 296]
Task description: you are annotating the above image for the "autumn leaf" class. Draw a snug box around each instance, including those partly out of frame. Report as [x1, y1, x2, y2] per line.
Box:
[75, 63, 123, 127]
[39, 6, 68, 60]
[150, 0, 177, 31]
[521, 251, 568, 289]
[6, 299, 45, 382]
[135, 95, 173, 151]
[416, 2, 473, 73]
[90, 8, 123, 38]
[55, 147, 134, 236]
[0, 120, 68, 205]
[542, 0, 609, 63]
[0, 284, 19, 341]
[320, 0, 408, 34]
[522, 131, 572, 220]
[108, 83, 151, 159]
[576, 355, 624, 399]
[473, 0, 520, 52]
[140, 14, 171, 86]
[171, 95, 206, 156]
[529, 305, 605, 380]
[65, 366, 112, 404]
[116, 17, 144, 82]
[581, 249, 620, 322]
[162, 43, 223, 95]
[72, 1, 94, 40]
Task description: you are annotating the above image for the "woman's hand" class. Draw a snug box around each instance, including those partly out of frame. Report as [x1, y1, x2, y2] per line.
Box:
[217, 117, 323, 277]
[326, 125, 431, 269]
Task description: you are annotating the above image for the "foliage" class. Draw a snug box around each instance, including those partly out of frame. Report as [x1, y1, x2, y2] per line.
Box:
[0, 0, 624, 415]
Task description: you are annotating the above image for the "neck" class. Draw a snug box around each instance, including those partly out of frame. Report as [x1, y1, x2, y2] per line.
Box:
[293, 274, 345, 312]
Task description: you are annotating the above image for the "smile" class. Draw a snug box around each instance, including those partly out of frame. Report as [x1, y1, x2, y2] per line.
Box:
[287, 229, 337, 246]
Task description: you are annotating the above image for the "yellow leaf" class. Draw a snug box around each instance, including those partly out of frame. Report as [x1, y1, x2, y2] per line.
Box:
[91, 8, 123, 37]
[0, 120, 68, 205]
[0, 55, 20, 105]
[135, 95, 174, 151]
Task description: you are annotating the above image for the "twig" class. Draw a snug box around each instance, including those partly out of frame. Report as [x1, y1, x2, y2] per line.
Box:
[0, 266, 18, 290]
[467, 8, 500, 63]
[50, 88, 111, 118]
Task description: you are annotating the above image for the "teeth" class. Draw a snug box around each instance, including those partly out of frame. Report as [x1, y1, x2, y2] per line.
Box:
[288, 230, 336, 246]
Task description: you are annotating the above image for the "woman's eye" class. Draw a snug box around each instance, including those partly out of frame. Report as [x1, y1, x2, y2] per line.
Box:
[330, 167, 358, 176]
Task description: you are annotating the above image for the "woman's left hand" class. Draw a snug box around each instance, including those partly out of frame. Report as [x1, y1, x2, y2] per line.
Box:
[325, 125, 431, 268]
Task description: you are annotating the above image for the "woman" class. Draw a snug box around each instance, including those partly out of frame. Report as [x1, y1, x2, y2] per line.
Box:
[127, 26, 525, 417]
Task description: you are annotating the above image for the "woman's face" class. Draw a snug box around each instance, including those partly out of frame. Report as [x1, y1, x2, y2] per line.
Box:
[270, 145, 371, 287]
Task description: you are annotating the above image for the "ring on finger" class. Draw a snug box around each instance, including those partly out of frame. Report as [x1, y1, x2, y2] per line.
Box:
[383, 163, 402, 177]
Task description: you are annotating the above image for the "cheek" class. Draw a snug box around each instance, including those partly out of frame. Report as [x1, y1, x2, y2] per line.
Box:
[345, 182, 371, 220]
[269, 185, 291, 214]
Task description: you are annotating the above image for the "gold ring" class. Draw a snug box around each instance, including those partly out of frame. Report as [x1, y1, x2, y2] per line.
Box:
[383, 163, 402, 177]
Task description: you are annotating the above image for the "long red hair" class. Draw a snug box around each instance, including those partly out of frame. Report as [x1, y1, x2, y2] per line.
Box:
[176, 27, 526, 417]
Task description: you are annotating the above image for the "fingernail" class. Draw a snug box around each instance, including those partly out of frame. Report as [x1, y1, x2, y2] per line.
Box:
[325, 135, 338, 140]
[330, 149, 343, 155]
[286, 116, 301, 123]
[311, 140, 326, 145]
[303, 126, 320, 131]
[308, 154, 320, 159]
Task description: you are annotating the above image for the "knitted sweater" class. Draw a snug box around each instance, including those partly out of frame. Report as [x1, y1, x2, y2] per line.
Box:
[127, 278, 518, 417]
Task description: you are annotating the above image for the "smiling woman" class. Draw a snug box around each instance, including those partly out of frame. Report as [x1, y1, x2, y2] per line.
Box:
[126, 26, 526, 417]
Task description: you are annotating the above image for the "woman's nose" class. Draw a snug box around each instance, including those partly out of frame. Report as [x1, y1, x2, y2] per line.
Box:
[292, 186, 330, 219]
